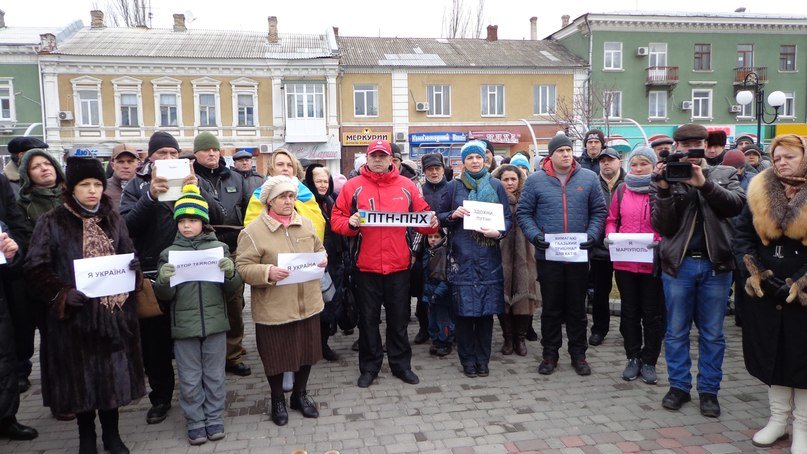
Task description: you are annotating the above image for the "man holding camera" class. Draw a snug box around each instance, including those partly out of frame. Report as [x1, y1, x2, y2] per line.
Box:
[651, 123, 745, 418]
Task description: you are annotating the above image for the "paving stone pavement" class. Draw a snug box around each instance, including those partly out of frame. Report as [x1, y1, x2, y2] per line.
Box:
[2, 292, 789, 453]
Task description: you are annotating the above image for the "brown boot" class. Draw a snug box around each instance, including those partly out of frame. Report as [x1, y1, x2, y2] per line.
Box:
[514, 315, 529, 356]
[498, 314, 514, 355]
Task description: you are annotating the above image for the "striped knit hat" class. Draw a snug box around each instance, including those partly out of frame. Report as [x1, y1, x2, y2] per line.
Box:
[173, 184, 209, 223]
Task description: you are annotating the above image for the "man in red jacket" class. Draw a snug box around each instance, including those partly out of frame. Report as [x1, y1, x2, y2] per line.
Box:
[332, 140, 438, 388]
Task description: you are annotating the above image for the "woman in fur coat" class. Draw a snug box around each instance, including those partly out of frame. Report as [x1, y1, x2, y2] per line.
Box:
[24, 157, 145, 454]
[492, 164, 539, 356]
[735, 134, 807, 452]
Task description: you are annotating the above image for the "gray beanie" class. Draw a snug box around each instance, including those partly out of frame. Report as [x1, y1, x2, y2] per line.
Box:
[547, 134, 573, 156]
[628, 146, 658, 167]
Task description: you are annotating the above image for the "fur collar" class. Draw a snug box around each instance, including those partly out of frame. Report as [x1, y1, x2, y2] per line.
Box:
[748, 168, 807, 245]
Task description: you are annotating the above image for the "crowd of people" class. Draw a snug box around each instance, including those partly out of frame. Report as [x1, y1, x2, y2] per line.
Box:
[0, 123, 806, 453]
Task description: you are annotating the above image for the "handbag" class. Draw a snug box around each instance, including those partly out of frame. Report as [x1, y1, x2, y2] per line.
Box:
[135, 276, 163, 319]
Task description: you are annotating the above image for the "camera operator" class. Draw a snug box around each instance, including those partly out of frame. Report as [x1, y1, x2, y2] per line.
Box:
[650, 123, 746, 418]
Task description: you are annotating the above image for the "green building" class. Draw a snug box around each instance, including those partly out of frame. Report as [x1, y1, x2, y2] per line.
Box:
[548, 12, 807, 149]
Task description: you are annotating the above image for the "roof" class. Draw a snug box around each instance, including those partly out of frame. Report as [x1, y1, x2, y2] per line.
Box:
[52, 27, 337, 60]
[0, 21, 82, 46]
[337, 36, 584, 68]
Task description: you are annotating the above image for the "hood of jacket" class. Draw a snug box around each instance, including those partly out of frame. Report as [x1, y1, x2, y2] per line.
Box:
[18, 149, 65, 201]
[193, 158, 231, 180]
[748, 168, 807, 246]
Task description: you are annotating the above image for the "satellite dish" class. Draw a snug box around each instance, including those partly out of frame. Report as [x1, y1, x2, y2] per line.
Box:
[183, 10, 196, 23]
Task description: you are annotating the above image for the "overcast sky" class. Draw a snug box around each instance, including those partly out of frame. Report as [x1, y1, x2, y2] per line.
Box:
[5, 0, 807, 39]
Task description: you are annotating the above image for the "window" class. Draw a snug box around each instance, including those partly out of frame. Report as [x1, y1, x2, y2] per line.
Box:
[692, 89, 712, 119]
[649, 43, 667, 67]
[152, 77, 182, 128]
[230, 78, 259, 129]
[737, 44, 754, 68]
[198, 93, 217, 127]
[427, 84, 451, 116]
[780, 45, 797, 71]
[739, 100, 754, 118]
[0, 80, 13, 121]
[783, 92, 795, 117]
[236, 94, 254, 127]
[119, 93, 138, 127]
[694, 44, 711, 71]
[160, 94, 178, 127]
[603, 91, 622, 118]
[604, 42, 622, 70]
[480, 84, 504, 116]
[78, 90, 100, 126]
[648, 91, 667, 118]
[354, 84, 378, 117]
[286, 83, 325, 119]
[533, 85, 556, 115]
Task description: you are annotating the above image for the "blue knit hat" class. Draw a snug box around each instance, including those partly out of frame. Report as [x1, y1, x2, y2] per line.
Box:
[509, 153, 531, 173]
[628, 146, 658, 167]
[461, 140, 486, 162]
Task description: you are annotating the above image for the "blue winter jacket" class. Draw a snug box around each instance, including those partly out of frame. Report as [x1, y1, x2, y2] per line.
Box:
[516, 159, 607, 261]
[437, 177, 512, 317]
[422, 240, 451, 308]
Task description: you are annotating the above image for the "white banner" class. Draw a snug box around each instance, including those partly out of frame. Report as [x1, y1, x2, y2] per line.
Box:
[545, 233, 588, 263]
[168, 248, 225, 287]
[462, 200, 505, 231]
[73, 253, 136, 297]
[359, 210, 433, 227]
[276, 252, 327, 286]
[154, 159, 191, 202]
[608, 233, 655, 264]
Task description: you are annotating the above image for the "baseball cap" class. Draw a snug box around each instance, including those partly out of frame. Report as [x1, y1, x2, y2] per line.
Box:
[111, 143, 139, 160]
[599, 148, 621, 160]
[367, 139, 392, 155]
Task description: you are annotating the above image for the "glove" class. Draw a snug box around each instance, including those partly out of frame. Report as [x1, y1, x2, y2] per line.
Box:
[786, 274, 807, 306]
[219, 257, 235, 279]
[129, 257, 141, 272]
[65, 288, 89, 308]
[157, 263, 176, 285]
[579, 235, 596, 250]
[603, 237, 614, 246]
[743, 255, 774, 298]
[531, 234, 550, 251]
[646, 241, 659, 249]
[762, 276, 792, 302]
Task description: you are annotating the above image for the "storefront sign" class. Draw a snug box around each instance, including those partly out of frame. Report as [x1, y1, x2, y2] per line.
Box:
[468, 130, 521, 144]
[409, 132, 467, 145]
[342, 129, 391, 146]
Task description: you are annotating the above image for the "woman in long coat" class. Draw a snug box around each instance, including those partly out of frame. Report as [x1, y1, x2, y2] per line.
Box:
[438, 141, 512, 378]
[735, 134, 807, 452]
[25, 157, 145, 454]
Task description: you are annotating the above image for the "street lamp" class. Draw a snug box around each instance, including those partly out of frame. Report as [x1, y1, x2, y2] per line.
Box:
[735, 71, 786, 147]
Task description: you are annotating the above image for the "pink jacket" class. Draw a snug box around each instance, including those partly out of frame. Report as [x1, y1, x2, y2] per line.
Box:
[604, 185, 661, 274]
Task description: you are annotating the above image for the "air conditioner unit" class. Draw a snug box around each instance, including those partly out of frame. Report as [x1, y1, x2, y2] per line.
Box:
[729, 104, 743, 113]
[636, 47, 649, 56]
[395, 132, 406, 142]
[415, 101, 429, 112]
[259, 143, 273, 153]
[681, 101, 693, 110]
[58, 110, 74, 121]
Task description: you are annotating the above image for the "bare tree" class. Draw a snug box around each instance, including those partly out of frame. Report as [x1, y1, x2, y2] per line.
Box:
[93, 0, 148, 27]
[547, 81, 618, 143]
[442, 0, 486, 38]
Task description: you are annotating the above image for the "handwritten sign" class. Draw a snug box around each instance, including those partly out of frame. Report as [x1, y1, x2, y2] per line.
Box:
[358, 210, 433, 227]
[168, 248, 225, 287]
[462, 200, 505, 231]
[608, 233, 655, 263]
[74, 253, 136, 297]
[154, 159, 191, 202]
[545, 233, 588, 263]
[276, 252, 327, 286]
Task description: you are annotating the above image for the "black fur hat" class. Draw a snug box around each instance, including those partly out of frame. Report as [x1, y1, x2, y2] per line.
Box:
[66, 157, 107, 194]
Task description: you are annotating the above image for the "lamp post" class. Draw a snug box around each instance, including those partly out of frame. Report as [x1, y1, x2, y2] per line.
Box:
[735, 71, 786, 147]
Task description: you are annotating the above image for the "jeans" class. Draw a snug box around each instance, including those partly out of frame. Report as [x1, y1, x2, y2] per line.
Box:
[174, 332, 226, 430]
[662, 258, 732, 395]
[427, 295, 455, 347]
[537, 260, 589, 361]
[455, 316, 493, 368]
[355, 270, 412, 375]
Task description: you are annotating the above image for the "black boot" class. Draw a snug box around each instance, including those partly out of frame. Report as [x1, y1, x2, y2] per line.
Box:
[498, 314, 514, 355]
[413, 301, 429, 344]
[525, 315, 539, 341]
[99, 409, 129, 454]
[513, 315, 529, 357]
[76, 411, 98, 454]
[321, 323, 339, 361]
[270, 396, 288, 426]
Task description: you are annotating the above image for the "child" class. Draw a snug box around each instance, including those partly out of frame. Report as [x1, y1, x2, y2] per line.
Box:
[153, 185, 242, 445]
[423, 230, 455, 356]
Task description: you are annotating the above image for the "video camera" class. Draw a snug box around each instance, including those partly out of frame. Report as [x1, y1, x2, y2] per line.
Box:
[652, 149, 705, 182]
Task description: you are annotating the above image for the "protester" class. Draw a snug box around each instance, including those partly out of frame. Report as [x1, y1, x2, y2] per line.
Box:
[491, 164, 538, 357]
[237, 176, 325, 426]
[3, 136, 48, 197]
[580, 129, 606, 174]
[230, 150, 264, 195]
[705, 130, 727, 166]
[735, 134, 756, 151]
[651, 123, 745, 417]
[745, 145, 771, 171]
[650, 135, 674, 161]
[516, 133, 607, 376]
[25, 157, 145, 454]
[438, 140, 511, 377]
[604, 147, 664, 384]
[509, 153, 532, 175]
[105, 144, 140, 211]
[481, 139, 497, 173]
[331, 139, 437, 388]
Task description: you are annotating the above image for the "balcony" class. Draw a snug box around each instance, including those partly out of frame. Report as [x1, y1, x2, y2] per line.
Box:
[734, 67, 767, 86]
[645, 66, 679, 86]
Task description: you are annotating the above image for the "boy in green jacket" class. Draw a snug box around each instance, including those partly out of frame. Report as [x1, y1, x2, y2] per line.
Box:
[153, 184, 242, 445]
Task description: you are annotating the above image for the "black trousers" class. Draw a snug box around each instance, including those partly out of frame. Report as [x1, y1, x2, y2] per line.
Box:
[139, 313, 175, 406]
[455, 316, 494, 368]
[4, 277, 35, 379]
[355, 270, 412, 375]
[589, 259, 613, 336]
[615, 270, 665, 365]
[537, 260, 589, 361]
[732, 268, 745, 324]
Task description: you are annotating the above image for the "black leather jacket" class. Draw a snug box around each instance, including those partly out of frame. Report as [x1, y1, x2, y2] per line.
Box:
[651, 164, 745, 277]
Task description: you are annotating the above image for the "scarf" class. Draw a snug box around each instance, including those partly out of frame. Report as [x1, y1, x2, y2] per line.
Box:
[601, 172, 621, 192]
[774, 164, 807, 200]
[460, 167, 499, 246]
[268, 209, 293, 228]
[624, 173, 653, 194]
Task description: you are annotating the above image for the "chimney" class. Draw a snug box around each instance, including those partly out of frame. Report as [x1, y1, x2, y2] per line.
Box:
[486, 24, 498, 42]
[0, 10, 6, 29]
[268, 16, 278, 44]
[90, 10, 104, 29]
[173, 13, 186, 32]
[39, 33, 57, 52]
[561, 15, 570, 28]
[530, 16, 537, 40]
[332, 26, 339, 37]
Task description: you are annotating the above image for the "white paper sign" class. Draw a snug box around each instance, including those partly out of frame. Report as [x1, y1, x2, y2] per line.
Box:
[358, 210, 433, 227]
[73, 253, 135, 297]
[0, 225, 6, 265]
[545, 233, 588, 263]
[462, 200, 505, 231]
[168, 248, 225, 287]
[276, 252, 327, 286]
[608, 233, 655, 264]
[154, 159, 191, 201]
